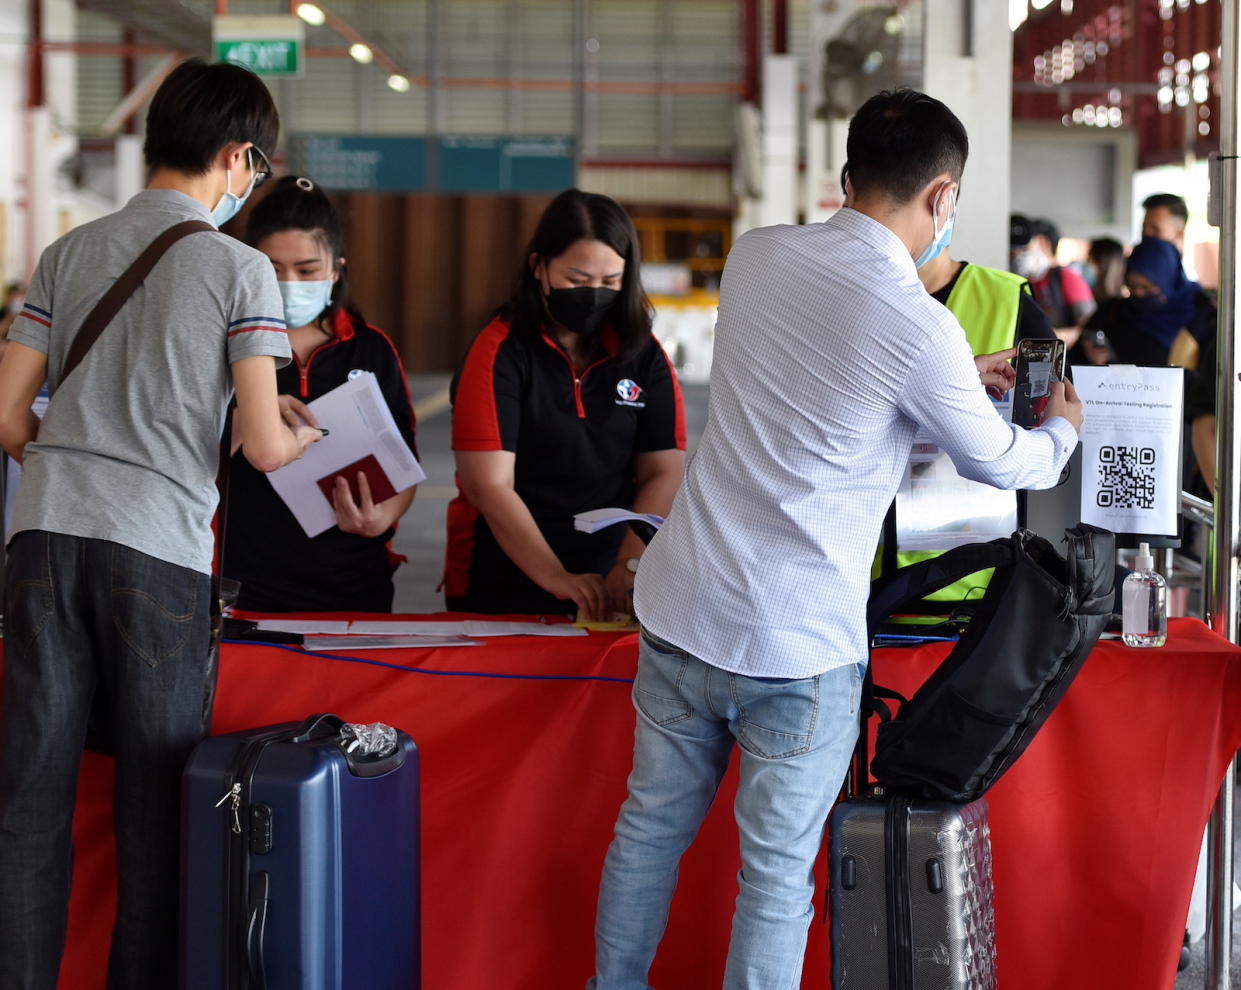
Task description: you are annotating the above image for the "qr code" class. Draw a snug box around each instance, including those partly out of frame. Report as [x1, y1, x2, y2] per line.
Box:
[1096, 445, 1156, 509]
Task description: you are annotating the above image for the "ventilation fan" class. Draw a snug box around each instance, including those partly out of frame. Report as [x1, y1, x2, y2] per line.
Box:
[822, 5, 907, 119]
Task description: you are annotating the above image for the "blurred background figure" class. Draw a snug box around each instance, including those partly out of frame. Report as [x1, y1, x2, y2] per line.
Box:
[1142, 193, 1189, 255]
[1081, 236, 1215, 369]
[1010, 214, 1096, 345]
[0, 281, 26, 360]
[1084, 236, 1126, 306]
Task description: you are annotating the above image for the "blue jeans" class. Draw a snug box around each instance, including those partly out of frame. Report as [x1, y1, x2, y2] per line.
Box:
[589, 630, 863, 990]
[0, 531, 213, 990]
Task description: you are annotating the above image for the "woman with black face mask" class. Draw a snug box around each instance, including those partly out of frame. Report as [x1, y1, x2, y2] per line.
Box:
[1079, 236, 1215, 368]
[445, 189, 686, 620]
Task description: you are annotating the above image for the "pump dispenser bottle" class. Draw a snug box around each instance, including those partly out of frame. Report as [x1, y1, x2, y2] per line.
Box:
[1122, 542, 1167, 648]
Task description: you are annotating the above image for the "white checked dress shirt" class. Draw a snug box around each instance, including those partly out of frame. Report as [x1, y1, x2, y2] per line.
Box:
[634, 208, 1078, 678]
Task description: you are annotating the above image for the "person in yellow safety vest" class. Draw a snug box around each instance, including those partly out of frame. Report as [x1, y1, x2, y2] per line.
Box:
[875, 243, 1059, 606]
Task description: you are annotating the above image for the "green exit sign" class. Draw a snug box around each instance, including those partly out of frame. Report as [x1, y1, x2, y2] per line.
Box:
[213, 15, 304, 77]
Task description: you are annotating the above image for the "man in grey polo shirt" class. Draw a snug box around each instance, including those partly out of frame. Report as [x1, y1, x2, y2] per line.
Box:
[0, 60, 320, 989]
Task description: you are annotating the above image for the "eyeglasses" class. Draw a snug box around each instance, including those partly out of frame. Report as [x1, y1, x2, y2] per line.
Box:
[248, 144, 273, 189]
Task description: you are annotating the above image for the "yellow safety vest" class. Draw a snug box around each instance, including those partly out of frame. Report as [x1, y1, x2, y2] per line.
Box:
[880, 265, 1031, 604]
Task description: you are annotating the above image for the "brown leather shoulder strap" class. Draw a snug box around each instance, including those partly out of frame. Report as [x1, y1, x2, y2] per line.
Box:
[61, 219, 216, 382]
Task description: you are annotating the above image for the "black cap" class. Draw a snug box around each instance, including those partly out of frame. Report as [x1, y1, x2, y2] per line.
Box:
[1010, 214, 1034, 248]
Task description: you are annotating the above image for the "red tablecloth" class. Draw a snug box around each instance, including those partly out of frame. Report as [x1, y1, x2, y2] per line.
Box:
[22, 616, 1241, 989]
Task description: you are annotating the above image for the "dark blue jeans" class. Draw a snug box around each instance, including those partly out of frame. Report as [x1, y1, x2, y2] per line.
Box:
[0, 530, 213, 990]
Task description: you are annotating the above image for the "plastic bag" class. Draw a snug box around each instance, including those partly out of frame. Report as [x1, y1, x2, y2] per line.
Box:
[340, 721, 398, 758]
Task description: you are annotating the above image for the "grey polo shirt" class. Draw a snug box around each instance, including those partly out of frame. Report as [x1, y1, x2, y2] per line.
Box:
[8, 189, 291, 574]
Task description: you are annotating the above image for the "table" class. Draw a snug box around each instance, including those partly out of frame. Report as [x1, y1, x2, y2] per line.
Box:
[23, 616, 1241, 989]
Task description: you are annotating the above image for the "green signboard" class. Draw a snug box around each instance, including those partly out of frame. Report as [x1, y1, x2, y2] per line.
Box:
[288, 135, 575, 194]
[437, 137, 575, 193]
[213, 15, 303, 77]
[290, 136, 428, 192]
[215, 39, 301, 76]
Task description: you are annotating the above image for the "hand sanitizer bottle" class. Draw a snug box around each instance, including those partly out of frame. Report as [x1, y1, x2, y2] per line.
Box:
[1122, 542, 1167, 648]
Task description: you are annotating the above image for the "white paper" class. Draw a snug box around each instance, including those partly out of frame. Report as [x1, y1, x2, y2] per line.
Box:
[266, 373, 426, 538]
[573, 507, 664, 534]
[1075, 365, 1183, 537]
[254, 619, 351, 634]
[307, 635, 479, 650]
[894, 394, 1018, 551]
[342, 620, 587, 638]
[254, 619, 587, 639]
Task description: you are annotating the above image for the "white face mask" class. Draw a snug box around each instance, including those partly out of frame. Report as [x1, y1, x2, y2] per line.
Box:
[211, 150, 260, 227]
[914, 185, 957, 269]
[1012, 248, 1051, 281]
[278, 279, 334, 329]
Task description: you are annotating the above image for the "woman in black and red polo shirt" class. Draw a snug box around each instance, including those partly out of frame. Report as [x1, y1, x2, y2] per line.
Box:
[225, 176, 419, 612]
[446, 189, 686, 620]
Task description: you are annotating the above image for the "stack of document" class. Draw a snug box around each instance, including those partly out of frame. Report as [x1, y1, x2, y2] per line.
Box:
[573, 508, 665, 534]
[252, 618, 590, 650]
[267, 373, 427, 538]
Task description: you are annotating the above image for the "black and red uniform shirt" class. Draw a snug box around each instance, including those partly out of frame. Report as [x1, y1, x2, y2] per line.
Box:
[225, 307, 418, 613]
[445, 317, 686, 614]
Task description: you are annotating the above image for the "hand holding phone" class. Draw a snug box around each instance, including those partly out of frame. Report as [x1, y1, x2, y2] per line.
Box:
[1013, 338, 1066, 429]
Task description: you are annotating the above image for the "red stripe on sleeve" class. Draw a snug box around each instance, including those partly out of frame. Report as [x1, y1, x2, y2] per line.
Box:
[17, 312, 51, 329]
[659, 342, 688, 451]
[452, 319, 512, 452]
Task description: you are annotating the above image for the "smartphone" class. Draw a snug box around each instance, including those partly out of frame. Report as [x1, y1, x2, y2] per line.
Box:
[1013, 338, 1066, 429]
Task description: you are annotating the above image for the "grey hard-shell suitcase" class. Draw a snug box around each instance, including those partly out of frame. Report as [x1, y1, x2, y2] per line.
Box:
[828, 792, 997, 988]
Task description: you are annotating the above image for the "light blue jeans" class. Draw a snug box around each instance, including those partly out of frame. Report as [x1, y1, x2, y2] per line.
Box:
[588, 629, 863, 990]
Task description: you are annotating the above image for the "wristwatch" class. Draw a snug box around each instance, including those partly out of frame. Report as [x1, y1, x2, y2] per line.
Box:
[625, 557, 640, 574]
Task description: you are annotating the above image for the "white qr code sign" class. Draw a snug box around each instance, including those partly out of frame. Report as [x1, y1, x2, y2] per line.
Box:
[1074, 365, 1183, 536]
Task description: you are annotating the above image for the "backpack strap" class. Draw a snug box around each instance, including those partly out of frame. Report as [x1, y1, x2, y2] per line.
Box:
[844, 535, 1018, 803]
[61, 219, 215, 382]
[865, 536, 1016, 638]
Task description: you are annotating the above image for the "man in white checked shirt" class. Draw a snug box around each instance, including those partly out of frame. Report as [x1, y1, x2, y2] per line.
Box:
[587, 90, 1084, 990]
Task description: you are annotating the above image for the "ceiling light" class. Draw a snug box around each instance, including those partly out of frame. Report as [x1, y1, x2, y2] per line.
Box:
[296, 4, 326, 26]
[349, 43, 373, 64]
[387, 74, 411, 93]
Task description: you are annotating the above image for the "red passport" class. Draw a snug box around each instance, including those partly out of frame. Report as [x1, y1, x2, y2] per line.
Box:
[316, 454, 398, 506]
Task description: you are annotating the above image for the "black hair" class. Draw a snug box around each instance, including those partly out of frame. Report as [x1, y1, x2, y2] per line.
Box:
[844, 89, 968, 204]
[1142, 192, 1189, 223]
[499, 188, 652, 356]
[144, 58, 278, 175]
[245, 175, 363, 330]
[1033, 218, 1061, 252]
[1087, 236, 1126, 303]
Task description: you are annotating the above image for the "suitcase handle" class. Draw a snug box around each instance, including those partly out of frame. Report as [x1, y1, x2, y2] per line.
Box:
[246, 871, 270, 990]
[289, 713, 345, 743]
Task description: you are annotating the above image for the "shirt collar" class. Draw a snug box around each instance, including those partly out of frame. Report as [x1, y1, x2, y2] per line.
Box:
[540, 325, 621, 359]
[331, 306, 357, 341]
[828, 207, 918, 277]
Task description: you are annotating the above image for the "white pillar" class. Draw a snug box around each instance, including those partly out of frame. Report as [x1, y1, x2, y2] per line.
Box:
[758, 54, 798, 229]
[115, 136, 145, 206]
[921, 0, 1013, 271]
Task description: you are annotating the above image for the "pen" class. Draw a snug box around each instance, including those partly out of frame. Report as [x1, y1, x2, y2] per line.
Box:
[319, 428, 330, 437]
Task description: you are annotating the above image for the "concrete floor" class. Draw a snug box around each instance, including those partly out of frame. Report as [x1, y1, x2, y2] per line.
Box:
[396, 372, 1239, 987]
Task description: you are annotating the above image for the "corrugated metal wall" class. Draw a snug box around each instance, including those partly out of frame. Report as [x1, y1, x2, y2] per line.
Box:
[75, 0, 741, 187]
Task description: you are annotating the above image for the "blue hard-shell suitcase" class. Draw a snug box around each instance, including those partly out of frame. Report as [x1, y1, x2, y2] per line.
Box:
[180, 713, 420, 990]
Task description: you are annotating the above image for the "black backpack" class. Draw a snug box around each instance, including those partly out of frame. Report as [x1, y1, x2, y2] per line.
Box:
[861, 524, 1115, 802]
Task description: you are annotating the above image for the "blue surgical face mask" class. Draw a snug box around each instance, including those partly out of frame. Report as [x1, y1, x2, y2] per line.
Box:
[915, 185, 957, 269]
[278, 279, 334, 328]
[211, 150, 259, 227]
